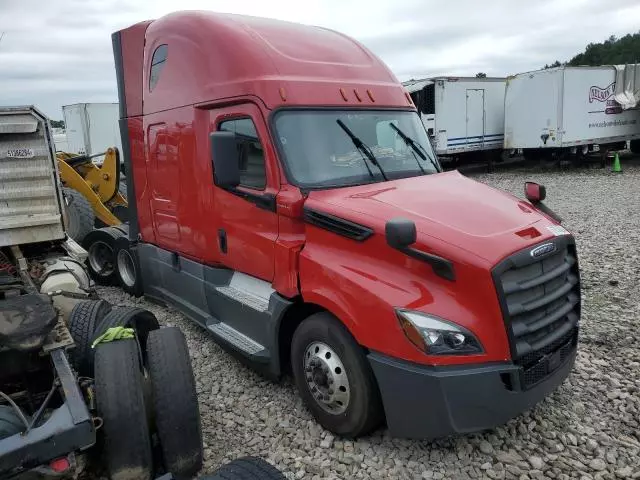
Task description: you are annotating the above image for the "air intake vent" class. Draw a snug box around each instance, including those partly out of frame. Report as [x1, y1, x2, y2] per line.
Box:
[304, 208, 373, 241]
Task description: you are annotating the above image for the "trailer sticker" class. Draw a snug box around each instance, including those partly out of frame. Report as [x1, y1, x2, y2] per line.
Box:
[6, 148, 35, 158]
[547, 225, 570, 236]
[589, 82, 615, 103]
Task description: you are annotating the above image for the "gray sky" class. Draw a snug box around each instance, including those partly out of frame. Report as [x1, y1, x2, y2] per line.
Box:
[1, 0, 639, 119]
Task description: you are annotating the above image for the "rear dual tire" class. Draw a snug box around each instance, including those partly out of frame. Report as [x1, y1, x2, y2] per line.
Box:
[83, 226, 127, 285]
[114, 238, 143, 297]
[291, 313, 383, 438]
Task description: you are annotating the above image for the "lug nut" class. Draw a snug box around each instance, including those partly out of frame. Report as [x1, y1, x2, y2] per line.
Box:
[328, 389, 334, 395]
[327, 378, 334, 385]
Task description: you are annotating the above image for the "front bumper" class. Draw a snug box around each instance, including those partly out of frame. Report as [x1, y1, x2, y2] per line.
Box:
[0, 350, 95, 478]
[368, 347, 576, 439]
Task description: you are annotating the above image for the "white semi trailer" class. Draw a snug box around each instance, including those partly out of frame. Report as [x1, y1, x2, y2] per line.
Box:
[62, 103, 122, 159]
[504, 65, 640, 157]
[404, 77, 506, 160]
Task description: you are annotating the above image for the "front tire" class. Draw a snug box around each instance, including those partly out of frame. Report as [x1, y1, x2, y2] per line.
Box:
[291, 312, 383, 437]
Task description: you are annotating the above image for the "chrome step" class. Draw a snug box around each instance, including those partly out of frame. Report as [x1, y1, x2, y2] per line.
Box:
[215, 286, 269, 312]
[215, 272, 273, 312]
[207, 322, 265, 355]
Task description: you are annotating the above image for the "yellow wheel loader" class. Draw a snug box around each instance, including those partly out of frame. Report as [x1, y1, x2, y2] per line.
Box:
[56, 147, 128, 242]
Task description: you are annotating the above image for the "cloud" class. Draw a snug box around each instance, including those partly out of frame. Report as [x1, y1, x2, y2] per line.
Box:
[0, 0, 638, 118]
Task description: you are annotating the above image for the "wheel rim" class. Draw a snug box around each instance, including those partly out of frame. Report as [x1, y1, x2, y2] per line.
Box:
[303, 342, 350, 414]
[117, 249, 136, 288]
[88, 241, 115, 277]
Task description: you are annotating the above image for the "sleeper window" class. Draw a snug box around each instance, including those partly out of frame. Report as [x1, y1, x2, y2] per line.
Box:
[149, 44, 168, 91]
[218, 118, 267, 189]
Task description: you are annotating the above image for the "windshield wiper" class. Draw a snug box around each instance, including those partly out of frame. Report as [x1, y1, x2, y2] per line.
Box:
[389, 123, 439, 172]
[336, 119, 388, 181]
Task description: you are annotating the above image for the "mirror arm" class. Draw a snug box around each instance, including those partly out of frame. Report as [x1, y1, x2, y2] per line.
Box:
[531, 201, 563, 224]
[222, 186, 276, 212]
[391, 244, 455, 281]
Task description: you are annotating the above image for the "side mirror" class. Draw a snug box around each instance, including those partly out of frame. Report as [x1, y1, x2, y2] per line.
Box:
[210, 131, 240, 188]
[385, 218, 417, 248]
[524, 182, 546, 203]
[385, 217, 456, 281]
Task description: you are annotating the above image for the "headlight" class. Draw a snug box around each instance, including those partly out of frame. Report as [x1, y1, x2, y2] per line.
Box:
[396, 309, 483, 355]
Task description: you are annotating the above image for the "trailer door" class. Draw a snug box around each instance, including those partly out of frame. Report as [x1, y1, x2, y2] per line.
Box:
[466, 89, 485, 147]
[62, 105, 88, 155]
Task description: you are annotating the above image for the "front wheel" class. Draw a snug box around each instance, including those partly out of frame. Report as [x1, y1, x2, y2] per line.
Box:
[291, 312, 383, 437]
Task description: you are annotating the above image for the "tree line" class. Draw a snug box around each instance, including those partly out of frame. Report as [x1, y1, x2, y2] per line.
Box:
[544, 31, 640, 69]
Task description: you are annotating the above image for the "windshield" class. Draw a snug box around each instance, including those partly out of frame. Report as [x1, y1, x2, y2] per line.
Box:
[273, 110, 439, 188]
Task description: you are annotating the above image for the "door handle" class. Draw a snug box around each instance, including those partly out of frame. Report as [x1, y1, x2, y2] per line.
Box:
[218, 229, 227, 254]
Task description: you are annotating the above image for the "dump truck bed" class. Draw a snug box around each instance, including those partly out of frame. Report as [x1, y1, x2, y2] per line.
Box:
[0, 106, 65, 247]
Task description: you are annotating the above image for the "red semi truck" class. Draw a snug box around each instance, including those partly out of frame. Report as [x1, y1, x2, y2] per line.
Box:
[108, 11, 580, 439]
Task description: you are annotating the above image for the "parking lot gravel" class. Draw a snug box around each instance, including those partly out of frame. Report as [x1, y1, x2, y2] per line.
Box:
[97, 157, 640, 480]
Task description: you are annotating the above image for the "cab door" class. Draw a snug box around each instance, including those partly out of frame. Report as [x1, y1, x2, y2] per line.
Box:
[146, 122, 181, 251]
[209, 103, 280, 281]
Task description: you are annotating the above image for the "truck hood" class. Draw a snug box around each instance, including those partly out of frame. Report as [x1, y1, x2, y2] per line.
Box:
[306, 171, 558, 264]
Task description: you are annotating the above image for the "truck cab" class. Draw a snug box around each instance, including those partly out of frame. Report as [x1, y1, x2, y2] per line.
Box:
[112, 11, 580, 439]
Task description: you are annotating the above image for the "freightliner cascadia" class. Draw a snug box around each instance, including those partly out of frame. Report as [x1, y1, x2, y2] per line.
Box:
[107, 11, 580, 438]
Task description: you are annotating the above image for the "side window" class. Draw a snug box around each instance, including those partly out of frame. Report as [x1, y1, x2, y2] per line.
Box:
[218, 118, 266, 189]
[149, 45, 168, 91]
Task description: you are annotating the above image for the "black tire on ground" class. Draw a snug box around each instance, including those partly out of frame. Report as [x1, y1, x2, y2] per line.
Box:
[630, 139, 640, 154]
[82, 227, 126, 285]
[63, 187, 95, 243]
[114, 237, 144, 297]
[290, 312, 383, 438]
[146, 327, 203, 478]
[93, 306, 160, 361]
[201, 457, 286, 480]
[112, 205, 129, 223]
[94, 339, 153, 480]
[68, 299, 112, 375]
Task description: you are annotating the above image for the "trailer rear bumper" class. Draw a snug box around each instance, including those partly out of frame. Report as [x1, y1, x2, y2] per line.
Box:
[368, 348, 576, 439]
[0, 350, 95, 477]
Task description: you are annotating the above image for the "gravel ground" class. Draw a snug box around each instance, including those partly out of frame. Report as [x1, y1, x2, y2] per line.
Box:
[97, 157, 640, 480]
